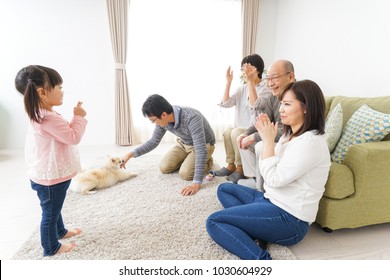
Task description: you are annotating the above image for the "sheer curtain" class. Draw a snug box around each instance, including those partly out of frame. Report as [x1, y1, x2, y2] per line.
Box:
[107, 0, 134, 146]
[242, 0, 260, 57]
[127, 0, 242, 144]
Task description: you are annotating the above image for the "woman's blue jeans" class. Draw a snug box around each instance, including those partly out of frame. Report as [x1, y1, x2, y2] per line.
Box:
[206, 182, 309, 260]
[31, 180, 71, 256]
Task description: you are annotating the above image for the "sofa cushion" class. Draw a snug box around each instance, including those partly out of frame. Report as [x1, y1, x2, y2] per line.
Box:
[324, 96, 336, 116]
[331, 104, 390, 163]
[328, 96, 390, 141]
[323, 162, 354, 199]
[324, 103, 343, 153]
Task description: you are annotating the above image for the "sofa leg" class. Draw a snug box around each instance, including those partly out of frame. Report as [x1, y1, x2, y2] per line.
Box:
[322, 227, 333, 233]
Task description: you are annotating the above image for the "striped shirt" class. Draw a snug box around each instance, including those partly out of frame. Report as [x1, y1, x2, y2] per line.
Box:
[132, 106, 215, 184]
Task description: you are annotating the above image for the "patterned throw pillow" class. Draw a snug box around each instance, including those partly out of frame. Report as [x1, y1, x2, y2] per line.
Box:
[325, 103, 343, 153]
[331, 104, 390, 163]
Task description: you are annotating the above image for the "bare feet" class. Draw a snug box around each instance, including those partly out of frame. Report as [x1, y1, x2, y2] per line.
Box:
[55, 243, 76, 255]
[54, 229, 81, 255]
[62, 228, 82, 239]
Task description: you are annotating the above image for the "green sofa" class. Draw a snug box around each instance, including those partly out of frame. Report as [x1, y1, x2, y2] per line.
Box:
[315, 95, 390, 231]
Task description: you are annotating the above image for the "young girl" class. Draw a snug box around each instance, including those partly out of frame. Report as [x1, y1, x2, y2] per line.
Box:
[15, 65, 87, 256]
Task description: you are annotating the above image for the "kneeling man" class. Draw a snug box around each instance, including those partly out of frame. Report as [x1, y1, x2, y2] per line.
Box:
[121, 94, 215, 196]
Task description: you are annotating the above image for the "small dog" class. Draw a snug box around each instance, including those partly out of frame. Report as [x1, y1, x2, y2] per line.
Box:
[70, 156, 137, 195]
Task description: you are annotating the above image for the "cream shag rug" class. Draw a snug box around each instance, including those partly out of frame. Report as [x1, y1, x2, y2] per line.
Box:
[12, 154, 296, 260]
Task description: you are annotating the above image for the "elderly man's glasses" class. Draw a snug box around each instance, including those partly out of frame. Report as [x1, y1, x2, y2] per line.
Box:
[265, 72, 291, 83]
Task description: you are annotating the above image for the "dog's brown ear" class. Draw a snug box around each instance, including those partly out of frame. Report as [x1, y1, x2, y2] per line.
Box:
[111, 158, 115, 164]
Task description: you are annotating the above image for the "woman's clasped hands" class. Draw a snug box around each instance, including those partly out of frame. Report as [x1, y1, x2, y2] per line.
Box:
[254, 113, 278, 144]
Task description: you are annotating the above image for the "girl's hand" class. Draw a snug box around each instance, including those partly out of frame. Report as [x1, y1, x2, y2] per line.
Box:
[74, 101, 86, 117]
[255, 113, 278, 143]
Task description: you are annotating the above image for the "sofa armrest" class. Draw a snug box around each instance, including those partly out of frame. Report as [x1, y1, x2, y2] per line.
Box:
[323, 162, 354, 199]
[343, 141, 390, 198]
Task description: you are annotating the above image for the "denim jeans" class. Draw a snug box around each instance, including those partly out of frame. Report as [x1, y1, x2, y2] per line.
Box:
[206, 182, 309, 260]
[31, 180, 71, 256]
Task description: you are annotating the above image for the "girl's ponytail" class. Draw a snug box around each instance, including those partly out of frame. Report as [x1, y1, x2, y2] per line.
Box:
[23, 79, 43, 123]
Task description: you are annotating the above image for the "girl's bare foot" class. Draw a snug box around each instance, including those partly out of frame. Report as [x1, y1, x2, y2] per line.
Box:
[62, 228, 82, 239]
[55, 243, 76, 255]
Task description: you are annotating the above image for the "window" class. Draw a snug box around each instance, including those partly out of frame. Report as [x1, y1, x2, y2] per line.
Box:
[128, 0, 242, 142]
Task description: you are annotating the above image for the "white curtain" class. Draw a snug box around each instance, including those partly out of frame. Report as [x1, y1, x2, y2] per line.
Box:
[107, 0, 134, 145]
[127, 0, 242, 144]
[242, 0, 260, 57]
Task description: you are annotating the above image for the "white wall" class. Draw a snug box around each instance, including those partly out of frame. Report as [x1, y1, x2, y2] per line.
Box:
[256, 0, 278, 68]
[0, 0, 114, 148]
[2, 0, 390, 149]
[257, 0, 390, 97]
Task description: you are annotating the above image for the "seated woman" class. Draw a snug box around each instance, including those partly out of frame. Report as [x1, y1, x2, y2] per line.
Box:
[206, 79, 331, 260]
[214, 53, 272, 183]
